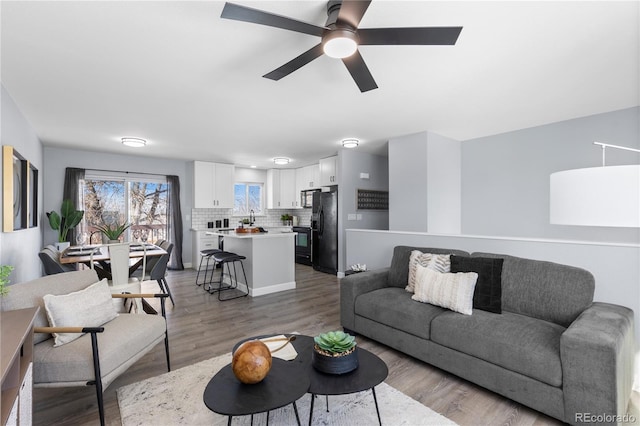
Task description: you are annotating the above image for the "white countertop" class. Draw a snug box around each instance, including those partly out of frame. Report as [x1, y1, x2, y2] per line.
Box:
[205, 230, 296, 239]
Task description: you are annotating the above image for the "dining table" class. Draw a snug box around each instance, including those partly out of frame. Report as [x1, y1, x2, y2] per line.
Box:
[59, 243, 167, 280]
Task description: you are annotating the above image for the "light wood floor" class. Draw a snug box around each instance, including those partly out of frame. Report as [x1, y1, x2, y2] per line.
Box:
[33, 265, 639, 425]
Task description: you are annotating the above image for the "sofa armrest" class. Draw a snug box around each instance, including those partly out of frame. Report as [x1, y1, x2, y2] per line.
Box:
[560, 302, 635, 424]
[340, 268, 390, 331]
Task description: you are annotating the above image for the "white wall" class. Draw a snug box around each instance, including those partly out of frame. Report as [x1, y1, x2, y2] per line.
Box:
[0, 85, 43, 284]
[427, 132, 461, 234]
[462, 107, 640, 244]
[388, 131, 461, 233]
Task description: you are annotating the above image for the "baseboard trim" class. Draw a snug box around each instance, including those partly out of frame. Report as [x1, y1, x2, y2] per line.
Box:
[250, 281, 296, 297]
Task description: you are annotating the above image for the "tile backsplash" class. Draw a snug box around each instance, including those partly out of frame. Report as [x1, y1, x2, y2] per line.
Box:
[191, 208, 311, 229]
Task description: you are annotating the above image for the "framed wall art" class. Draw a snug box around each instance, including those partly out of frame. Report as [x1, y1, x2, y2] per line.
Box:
[2, 145, 37, 232]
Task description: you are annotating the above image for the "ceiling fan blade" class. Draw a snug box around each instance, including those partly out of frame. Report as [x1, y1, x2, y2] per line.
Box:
[358, 27, 463, 45]
[336, 0, 372, 29]
[342, 50, 378, 92]
[221, 2, 326, 37]
[263, 44, 325, 81]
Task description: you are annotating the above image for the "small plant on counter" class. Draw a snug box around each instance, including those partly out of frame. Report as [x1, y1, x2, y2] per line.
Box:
[280, 214, 292, 225]
[0, 265, 14, 296]
[314, 330, 357, 357]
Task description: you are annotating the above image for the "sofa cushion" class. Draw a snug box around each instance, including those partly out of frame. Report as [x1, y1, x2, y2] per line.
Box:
[1, 270, 100, 344]
[388, 246, 470, 289]
[431, 310, 566, 387]
[355, 287, 446, 340]
[43, 279, 118, 347]
[411, 267, 477, 315]
[472, 253, 594, 326]
[33, 313, 166, 386]
[406, 251, 451, 293]
[451, 255, 503, 314]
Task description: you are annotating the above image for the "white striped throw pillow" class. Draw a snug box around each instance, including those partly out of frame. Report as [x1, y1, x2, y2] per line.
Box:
[406, 251, 451, 293]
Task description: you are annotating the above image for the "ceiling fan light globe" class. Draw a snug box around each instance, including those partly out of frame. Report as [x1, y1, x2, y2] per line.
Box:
[323, 37, 358, 58]
[322, 29, 359, 59]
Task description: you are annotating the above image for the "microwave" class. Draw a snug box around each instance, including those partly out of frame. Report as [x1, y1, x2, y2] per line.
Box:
[300, 189, 319, 208]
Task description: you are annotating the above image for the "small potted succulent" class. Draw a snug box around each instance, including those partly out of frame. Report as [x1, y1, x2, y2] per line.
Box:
[312, 330, 358, 374]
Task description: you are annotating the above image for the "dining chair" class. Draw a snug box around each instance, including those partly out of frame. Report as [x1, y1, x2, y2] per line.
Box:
[148, 243, 175, 306]
[91, 243, 147, 312]
[39, 245, 76, 275]
[131, 241, 165, 278]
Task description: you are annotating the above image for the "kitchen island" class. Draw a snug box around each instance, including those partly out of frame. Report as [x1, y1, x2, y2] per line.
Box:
[205, 230, 296, 296]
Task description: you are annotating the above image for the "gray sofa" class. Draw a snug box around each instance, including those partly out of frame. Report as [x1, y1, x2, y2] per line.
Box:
[340, 246, 635, 425]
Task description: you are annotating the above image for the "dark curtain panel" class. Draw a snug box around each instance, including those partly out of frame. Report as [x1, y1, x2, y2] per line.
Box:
[62, 167, 85, 244]
[166, 175, 184, 270]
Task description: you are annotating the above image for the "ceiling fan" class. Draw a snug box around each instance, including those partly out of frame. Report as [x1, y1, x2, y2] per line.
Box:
[220, 1, 462, 92]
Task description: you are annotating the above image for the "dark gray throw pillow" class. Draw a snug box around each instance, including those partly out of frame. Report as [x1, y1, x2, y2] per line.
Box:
[450, 256, 503, 314]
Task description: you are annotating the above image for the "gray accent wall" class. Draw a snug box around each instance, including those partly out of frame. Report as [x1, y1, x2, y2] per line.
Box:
[338, 149, 389, 273]
[42, 146, 193, 266]
[462, 107, 640, 244]
[0, 85, 44, 283]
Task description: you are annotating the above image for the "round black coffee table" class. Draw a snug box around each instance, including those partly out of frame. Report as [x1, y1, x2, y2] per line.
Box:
[290, 335, 388, 426]
[203, 358, 309, 425]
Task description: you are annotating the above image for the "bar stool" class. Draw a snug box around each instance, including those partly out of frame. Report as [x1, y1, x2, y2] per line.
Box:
[206, 251, 249, 301]
[196, 248, 222, 287]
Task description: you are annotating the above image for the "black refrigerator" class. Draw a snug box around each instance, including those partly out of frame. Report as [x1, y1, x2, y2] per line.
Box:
[311, 190, 338, 275]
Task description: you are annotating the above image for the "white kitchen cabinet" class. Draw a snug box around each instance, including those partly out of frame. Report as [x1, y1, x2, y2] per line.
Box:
[319, 156, 338, 186]
[267, 169, 297, 209]
[193, 161, 235, 209]
[295, 164, 320, 194]
[191, 230, 222, 269]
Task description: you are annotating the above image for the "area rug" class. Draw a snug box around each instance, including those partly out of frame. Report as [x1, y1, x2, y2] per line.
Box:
[117, 353, 456, 426]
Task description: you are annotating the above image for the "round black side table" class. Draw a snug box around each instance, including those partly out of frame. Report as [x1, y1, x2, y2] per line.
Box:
[291, 335, 389, 426]
[203, 358, 309, 425]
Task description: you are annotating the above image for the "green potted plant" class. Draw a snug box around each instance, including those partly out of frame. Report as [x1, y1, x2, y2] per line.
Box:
[280, 214, 292, 225]
[95, 220, 131, 243]
[0, 265, 14, 296]
[46, 199, 84, 251]
[312, 330, 358, 374]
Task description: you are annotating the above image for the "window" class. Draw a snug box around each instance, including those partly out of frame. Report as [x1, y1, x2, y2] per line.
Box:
[234, 183, 263, 216]
[80, 172, 169, 244]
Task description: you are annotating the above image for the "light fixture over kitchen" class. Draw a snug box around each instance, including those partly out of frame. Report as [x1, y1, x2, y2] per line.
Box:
[273, 157, 290, 165]
[121, 137, 147, 148]
[342, 138, 359, 148]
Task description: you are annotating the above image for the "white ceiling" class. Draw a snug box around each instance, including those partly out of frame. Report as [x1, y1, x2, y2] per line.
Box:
[1, 1, 638, 169]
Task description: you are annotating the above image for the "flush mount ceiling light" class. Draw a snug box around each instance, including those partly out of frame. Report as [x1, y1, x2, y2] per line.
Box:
[273, 157, 290, 165]
[322, 29, 358, 59]
[342, 138, 359, 148]
[121, 137, 147, 148]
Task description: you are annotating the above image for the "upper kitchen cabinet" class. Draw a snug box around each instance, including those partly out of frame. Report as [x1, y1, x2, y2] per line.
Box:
[267, 169, 297, 209]
[193, 161, 235, 208]
[319, 156, 338, 186]
[295, 164, 320, 194]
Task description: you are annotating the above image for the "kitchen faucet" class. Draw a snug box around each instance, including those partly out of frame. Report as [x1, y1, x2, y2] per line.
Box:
[249, 210, 255, 226]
